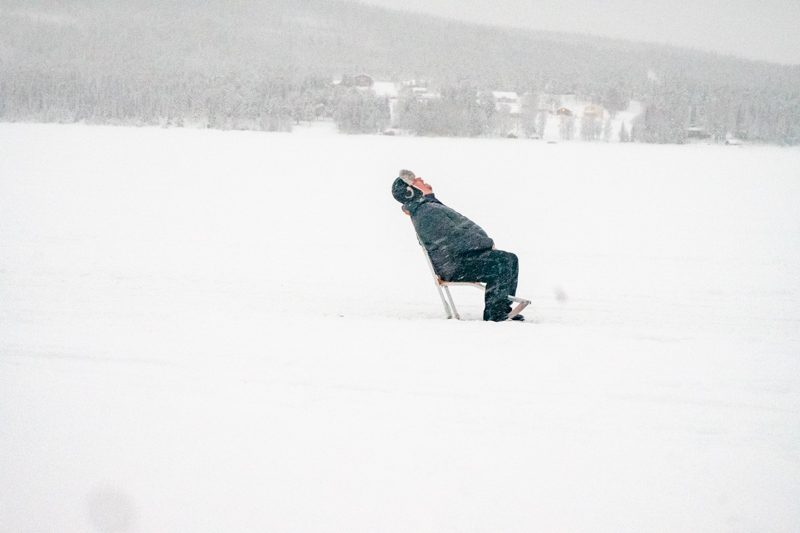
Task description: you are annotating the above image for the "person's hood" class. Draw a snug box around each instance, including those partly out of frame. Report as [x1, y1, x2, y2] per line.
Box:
[404, 193, 441, 215]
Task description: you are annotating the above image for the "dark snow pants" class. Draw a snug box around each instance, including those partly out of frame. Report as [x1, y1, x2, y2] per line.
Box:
[444, 250, 519, 321]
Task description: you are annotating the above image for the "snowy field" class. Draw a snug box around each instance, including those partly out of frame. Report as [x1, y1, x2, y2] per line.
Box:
[1, 122, 799, 533]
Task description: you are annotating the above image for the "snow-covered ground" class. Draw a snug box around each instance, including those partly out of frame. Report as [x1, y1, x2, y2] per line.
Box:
[1, 123, 799, 532]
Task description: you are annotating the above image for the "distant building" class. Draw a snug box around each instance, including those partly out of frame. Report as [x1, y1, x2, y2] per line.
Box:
[408, 86, 439, 102]
[412, 87, 429, 98]
[491, 91, 520, 115]
[354, 74, 374, 88]
[582, 104, 605, 120]
[687, 126, 711, 139]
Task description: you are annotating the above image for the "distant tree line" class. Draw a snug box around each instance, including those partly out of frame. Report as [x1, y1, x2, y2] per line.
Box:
[0, 65, 397, 133]
[4, 65, 798, 144]
[1, 67, 325, 131]
[396, 86, 496, 137]
[629, 78, 800, 144]
[1, 0, 799, 144]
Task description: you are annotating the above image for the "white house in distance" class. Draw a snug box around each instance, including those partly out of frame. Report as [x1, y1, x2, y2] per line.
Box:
[582, 103, 605, 121]
[491, 91, 520, 115]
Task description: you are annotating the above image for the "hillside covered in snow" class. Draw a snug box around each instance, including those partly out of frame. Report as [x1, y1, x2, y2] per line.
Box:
[1, 0, 799, 143]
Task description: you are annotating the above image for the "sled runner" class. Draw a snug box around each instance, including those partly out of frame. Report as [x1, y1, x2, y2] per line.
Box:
[412, 223, 530, 320]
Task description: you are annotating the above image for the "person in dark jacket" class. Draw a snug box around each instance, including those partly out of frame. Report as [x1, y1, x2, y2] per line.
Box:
[392, 169, 521, 322]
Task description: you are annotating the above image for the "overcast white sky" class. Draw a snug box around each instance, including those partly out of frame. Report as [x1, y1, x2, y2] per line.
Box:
[354, 0, 800, 65]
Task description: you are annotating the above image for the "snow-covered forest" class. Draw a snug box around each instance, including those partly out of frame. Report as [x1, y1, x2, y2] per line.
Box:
[1, 0, 799, 144]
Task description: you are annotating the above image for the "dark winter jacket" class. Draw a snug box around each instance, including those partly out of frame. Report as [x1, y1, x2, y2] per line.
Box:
[404, 194, 494, 280]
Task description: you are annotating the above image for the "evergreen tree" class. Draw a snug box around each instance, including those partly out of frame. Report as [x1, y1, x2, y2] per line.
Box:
[619, 122, 630, 142]
[602, 118, 612, 142]
[333, 90, 389, 134]
[580, 115, 600, 141]
[559, 114, 575, 140]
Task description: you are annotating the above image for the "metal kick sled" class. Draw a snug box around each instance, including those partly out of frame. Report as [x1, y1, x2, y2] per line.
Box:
[411, 222, 530, 321]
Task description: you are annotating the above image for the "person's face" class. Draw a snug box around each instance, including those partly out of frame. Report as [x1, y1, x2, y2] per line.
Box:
[412, 177, 433, 195]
